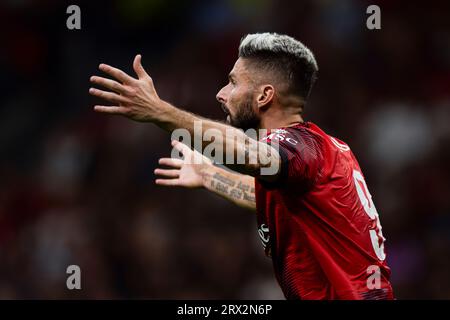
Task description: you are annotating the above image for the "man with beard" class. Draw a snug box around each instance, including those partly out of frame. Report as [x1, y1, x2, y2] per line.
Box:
[89, 33, 394, 300]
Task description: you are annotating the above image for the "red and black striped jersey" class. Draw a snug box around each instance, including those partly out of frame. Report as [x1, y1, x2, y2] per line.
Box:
[255, 122, 394, 300]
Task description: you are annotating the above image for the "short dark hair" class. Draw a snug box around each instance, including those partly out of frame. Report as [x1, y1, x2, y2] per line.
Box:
[238, 32, 318, 102]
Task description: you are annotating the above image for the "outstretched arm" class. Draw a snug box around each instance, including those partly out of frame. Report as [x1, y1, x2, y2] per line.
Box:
[155, 140, 256, 211]
[89, 55, 280, 181]
[201, 165, 256, 211]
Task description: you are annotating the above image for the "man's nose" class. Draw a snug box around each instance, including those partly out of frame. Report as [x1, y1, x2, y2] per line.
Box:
[216, 87, 226, 104]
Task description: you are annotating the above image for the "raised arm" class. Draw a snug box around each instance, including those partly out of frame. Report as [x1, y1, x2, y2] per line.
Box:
[155, 140, 255, 211]
[89, 55, 280, 181]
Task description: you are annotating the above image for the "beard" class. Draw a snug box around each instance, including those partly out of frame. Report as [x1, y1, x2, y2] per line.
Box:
[227, 94, 260, 131]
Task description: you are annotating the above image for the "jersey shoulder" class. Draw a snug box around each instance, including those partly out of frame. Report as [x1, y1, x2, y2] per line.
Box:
[288, 122, 358, 181]
[262, 123, 326, 187]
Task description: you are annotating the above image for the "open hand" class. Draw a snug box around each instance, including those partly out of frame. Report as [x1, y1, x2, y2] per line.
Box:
[155, 140, 212, 188]
[89, 54, 165, 122]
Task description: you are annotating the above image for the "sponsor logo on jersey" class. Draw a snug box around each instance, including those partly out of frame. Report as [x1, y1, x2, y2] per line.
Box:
[258, 224, 270, 249]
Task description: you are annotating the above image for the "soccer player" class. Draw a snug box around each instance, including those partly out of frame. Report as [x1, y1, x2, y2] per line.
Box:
[89, 33, 394, 299]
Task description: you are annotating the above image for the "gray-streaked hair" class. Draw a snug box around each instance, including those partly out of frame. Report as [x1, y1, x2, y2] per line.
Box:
[238, 32, 318, 102]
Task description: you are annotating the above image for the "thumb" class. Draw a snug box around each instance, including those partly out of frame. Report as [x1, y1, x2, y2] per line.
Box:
[172, 140, 210, 165]
[171, 140, 191, 156]
[133, 54, 150, 79]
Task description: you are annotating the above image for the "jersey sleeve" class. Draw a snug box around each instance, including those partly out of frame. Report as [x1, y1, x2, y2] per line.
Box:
[258, 128, 323, 189]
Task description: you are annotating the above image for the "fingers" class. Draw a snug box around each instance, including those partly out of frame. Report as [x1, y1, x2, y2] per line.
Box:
[158, 157, 183, 168]
[155, 179, 180, 187]
[154, 168, 180, 178]
[133, 54, 150, 80]
[154, 164, 181, 187]
[99, 63, 136, 84]
[94, 105, 129, 115]
[90, 76, 131, 95]
[89, 88, 129, 104]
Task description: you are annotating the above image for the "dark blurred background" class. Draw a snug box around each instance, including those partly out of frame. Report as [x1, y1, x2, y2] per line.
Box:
[0, 0, 449, 299]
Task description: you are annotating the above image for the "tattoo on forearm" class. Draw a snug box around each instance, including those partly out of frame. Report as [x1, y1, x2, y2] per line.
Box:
[209, 173, 255, 203]
[213, 172, 236, 187]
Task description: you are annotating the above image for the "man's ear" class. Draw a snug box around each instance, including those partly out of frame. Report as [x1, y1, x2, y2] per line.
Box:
[256, 85, 275, 109]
